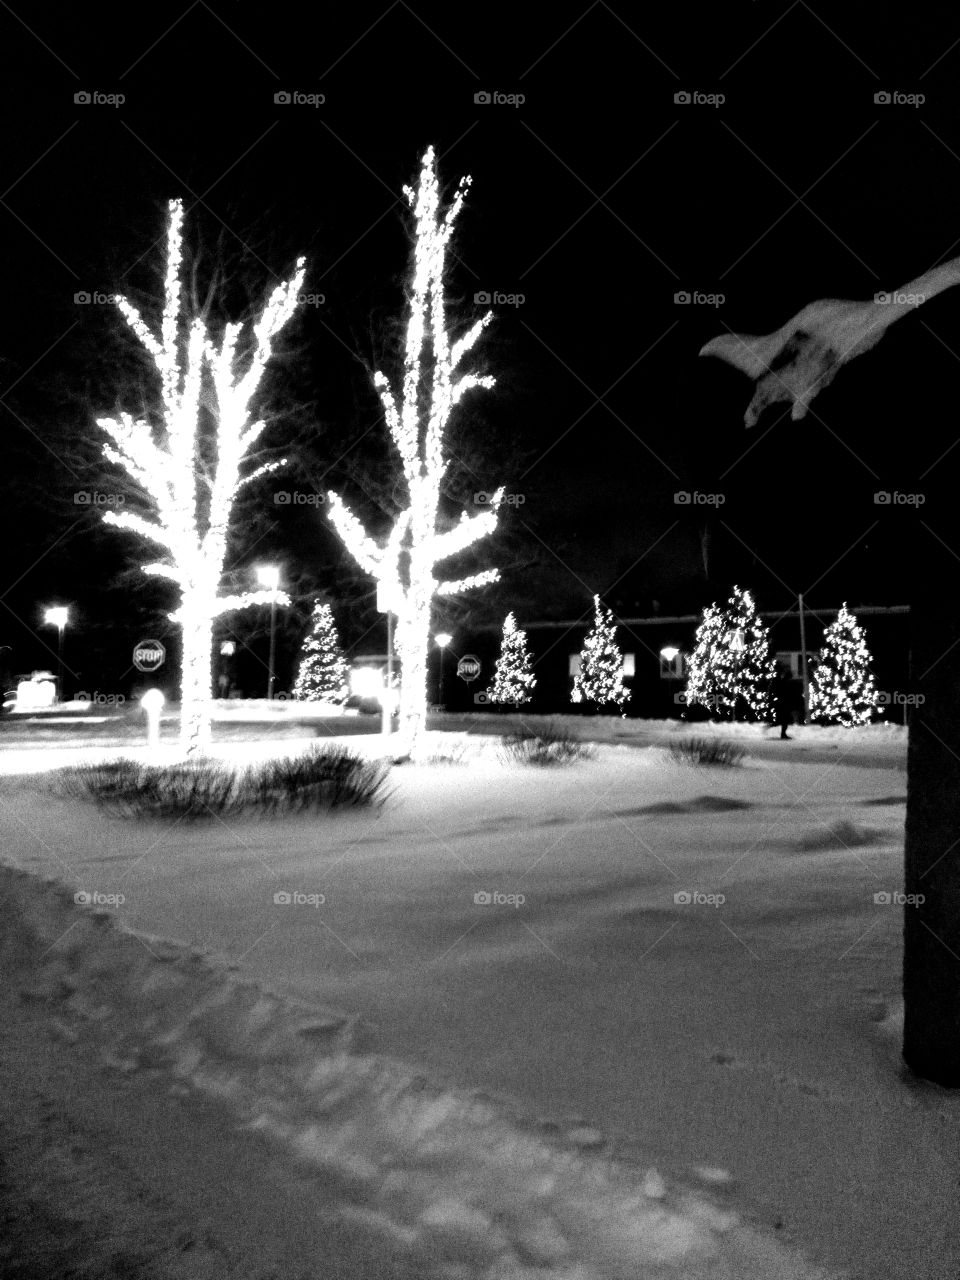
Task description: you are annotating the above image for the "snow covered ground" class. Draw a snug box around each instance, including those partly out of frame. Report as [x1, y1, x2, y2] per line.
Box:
[1, 731, 955, 1279]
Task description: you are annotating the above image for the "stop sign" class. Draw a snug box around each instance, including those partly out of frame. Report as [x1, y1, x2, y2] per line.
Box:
[133, 639, 166, 673]
[457, 654, 481, 682]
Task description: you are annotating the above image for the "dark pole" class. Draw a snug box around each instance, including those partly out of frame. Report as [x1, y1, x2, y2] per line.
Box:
[798, 592, 809, 723]
[267, 592, 277, 700]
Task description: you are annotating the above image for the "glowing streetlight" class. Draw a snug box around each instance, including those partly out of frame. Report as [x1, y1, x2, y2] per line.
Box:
[256, 566, 280, 700]
[435, 633, 453, 708]
[43, 606, 69, 702]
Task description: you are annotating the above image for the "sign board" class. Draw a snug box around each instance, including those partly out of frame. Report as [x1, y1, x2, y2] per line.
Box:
[133, 639, 166, 673]
[457, 654, 481, 683]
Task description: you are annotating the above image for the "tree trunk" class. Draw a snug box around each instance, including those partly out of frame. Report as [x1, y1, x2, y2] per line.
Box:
[902, 595, 960, 1085]
[396, 606, 430, 756]
[179, 599, 214, 757]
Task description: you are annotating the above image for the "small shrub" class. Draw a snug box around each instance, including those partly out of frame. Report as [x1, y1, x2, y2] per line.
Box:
[499, 722, 596, 767]
[421, 743, 468, 766]
[52, 745, 391, 818]
[668, 737, 746, 768]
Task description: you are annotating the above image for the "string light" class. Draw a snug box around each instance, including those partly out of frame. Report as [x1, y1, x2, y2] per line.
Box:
[97, 199, 304, 754]
[326, 147, 502, 751]
[809, 603, 880, 726]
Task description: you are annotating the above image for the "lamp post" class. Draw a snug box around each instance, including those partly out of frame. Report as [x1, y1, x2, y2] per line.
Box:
[435, 633, 452, 709]
[256, 566, 280, 700]
[43, 606, 69, 702]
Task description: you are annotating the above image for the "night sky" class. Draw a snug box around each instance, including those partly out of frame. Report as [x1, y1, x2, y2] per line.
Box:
[3, 2, 960, 691]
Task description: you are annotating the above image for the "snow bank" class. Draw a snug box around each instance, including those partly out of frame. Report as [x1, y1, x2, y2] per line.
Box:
[2, 864, 841, 1280]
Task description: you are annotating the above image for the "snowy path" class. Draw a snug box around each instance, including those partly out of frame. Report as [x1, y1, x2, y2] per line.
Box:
[1, 740, 954, 1279]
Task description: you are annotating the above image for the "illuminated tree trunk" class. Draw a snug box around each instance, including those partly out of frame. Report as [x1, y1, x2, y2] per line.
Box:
[902, 594, 960, 1085]
[326, 148, 503, 759]
[94, 199, 303, 758]
[179, 593, 214, 755]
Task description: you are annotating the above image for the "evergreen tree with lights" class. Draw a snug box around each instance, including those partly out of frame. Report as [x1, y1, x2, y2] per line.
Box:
[94, 199, 303, 754]
[326, 147, 503, 755]
[808, 603, 880, 726]
[487, 612, 536, 707]
[292, 602, 348, 703]
[684, 602, 738, 719]
[571, 596, 629, 713]
[684, 587, 775, 721]
[725, 585, 777, 721]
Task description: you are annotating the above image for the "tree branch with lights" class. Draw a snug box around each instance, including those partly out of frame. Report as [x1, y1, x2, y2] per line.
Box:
[326, 147, 504, 752]
[95, 198, 305, 754]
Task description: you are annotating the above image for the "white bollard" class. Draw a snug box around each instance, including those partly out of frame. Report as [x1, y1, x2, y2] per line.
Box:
[140, 688, 165, 750]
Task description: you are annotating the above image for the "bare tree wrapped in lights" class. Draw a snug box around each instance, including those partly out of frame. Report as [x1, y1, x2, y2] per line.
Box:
[326, 147, 503, 753]
[808, 603, 880, 727]
[95, 198, 305, 754]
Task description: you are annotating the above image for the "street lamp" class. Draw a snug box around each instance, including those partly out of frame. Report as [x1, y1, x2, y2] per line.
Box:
[435, 633, 452, 708]
[256, 566, 280, 700]
[43, 606, 69, 702]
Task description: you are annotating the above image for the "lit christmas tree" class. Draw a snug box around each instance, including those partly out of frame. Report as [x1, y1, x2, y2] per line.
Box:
[571, 596, 629, 713]
[725, 585, 776, 721]
[487, 612, 536, 707]
[326, 147, 503, 754]
[292, 602, 349, 703]
[684, 602, 738, 719]
[684, 587, 775, 721]
[809, 603, 881, 726]
[95, 199, 303, 754]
